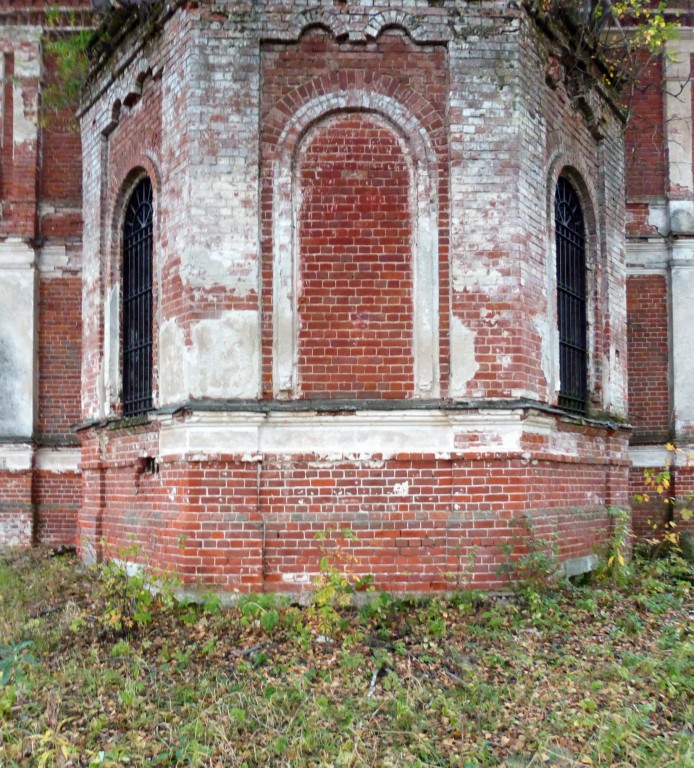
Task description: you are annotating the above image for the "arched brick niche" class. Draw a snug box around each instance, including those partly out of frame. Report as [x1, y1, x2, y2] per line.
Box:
[260, 29, 449, 400]
[296, 111, 414, 399]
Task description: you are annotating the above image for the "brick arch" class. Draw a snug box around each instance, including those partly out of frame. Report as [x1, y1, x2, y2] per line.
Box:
[545, 153, 602, 407]
[270, 90, 440, 399]
[108, 156, 162, 286]
[104, 160, 161, 412]
[363, 10, 449, 42]
[264, 71, 446, 156]
[288, 7, 349, 41]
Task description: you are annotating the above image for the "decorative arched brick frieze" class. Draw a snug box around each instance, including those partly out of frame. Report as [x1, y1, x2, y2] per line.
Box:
[265, 7, 451, 44]
[269, 87, 440, 399]
[363, 10, 452, 43]
[289, 7, 349, 41]
[545, 150, 603, 409]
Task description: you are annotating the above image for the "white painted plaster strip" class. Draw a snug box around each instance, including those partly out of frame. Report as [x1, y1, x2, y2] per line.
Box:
[626, 241, 669, 272]
[0, 240, 36, 270]
[158, 409, 575, 460]
[664, 39, 693, 194]
[0, 444, 33, 471]
[627, 445, 694, 468]
[34, 447, 81, 472]
[627, 266, 669, 276]
[37, 246, 70, 277]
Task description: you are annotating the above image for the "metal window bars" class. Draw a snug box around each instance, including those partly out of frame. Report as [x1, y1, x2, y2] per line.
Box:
[122, 177, 153, 416]
[555, 177, 587, 413]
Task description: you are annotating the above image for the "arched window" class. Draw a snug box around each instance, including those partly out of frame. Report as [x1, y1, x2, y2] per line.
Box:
[555, 176, 587, 412]
[122, 177, 153, 416]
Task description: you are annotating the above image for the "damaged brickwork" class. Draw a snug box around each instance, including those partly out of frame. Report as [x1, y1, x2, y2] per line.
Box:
[69, 0, 631, 592]
[0, 1, 90, 547]
[6, 0, 688, 591]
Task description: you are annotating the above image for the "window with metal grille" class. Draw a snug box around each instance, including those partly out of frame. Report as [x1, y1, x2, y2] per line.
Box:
[555, 176, 588, 413]
[122, 177, 153, 416]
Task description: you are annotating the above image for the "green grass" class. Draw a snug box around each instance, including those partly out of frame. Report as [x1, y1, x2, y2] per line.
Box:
[0, 548, 692, 767]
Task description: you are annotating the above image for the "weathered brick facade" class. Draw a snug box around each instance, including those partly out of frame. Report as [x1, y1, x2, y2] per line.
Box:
[67, 0, 630, 592]
[1, 0, 687, 591]
[626, 11, 694, 542]
[0, 1, 89, 548]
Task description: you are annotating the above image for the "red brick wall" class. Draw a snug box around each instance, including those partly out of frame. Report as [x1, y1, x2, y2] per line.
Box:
[0, 470, 33, 546]
[630, 464, 694, 543]
[34, 471, 80, 546]
[297, 113, 414, 398]
[625, 57, 666, 199]
[79, 423, 627, 593]
[626, 274, 670, 443]
[37, 278, 82, 441]
[260, 29, 449, 397]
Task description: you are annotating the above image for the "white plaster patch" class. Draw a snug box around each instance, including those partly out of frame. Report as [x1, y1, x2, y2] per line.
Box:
[190, 310, 260, 399]
[34, 447, 81, 472]
[0, 260, 36, 438]
[669, 200, 694, 236]
[664, 39, 693, 194]
[281, 572, 312, 585]
[159, 318, 187, 405]
[671, 264, 694, 432]
[629, 445, 676, 469]
[549, 431, 579, 456]
[0, 444, 33, 471]
[647, 203, 669, 237]
[157, 409, 562, 460]
[0, 515, 32, 548]
[104, 285, 120, 411]
[12, 47, 39, 146]
[626, 241, 669, 273]
[37, 245, 69, 276]
[451, 260, 504, 293]
[392, 481, 409, 497]
[534, 313, 556, 399]
[449, 317, 479, 397]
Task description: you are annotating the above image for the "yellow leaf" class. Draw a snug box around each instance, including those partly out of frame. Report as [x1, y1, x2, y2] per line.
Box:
[680, 507, 693, 522]
[666, 442, 675, 451]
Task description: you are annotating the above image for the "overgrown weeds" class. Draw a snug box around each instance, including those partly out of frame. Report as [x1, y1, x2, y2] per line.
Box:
[0, 545, 691, 767]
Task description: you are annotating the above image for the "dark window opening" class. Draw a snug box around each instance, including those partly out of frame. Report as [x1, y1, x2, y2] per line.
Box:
[122, 177, 153, 416]
[555, 176, 587, 413]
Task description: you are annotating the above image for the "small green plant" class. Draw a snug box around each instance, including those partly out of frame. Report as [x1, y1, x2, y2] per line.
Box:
[635, 443, 694, 559]
[42, 10, 94, 126]
[443, 545, 478, 590]
[96, 540, 179, 638]
[0, 639, 35, 688]
[603, 506, 632, 585]
[238, 593, 288, 635]
[499, 517, 562, 592]
[308, 527, 373, 636]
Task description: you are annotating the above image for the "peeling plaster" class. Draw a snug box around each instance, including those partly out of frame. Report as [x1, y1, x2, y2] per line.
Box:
[0, 515, 31, 547]
[104, 285, 119, 411]
[159, 318, 187, 405]
[647, 203, 669, 236]
[672, 265, 694, 432]
[0, 263, 35, 438]
[190, 310, 260, 399]
[181, 243, 258, 296]
[392, 481, 409, 496]
[449, 317, 479, 397]
[534, 312, 555, 398]
[451, 260, 505, 293]
[669, 200, 694, 235]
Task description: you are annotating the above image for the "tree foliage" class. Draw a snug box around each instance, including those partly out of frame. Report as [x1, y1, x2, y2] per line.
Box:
[536, 0, 679, 102]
